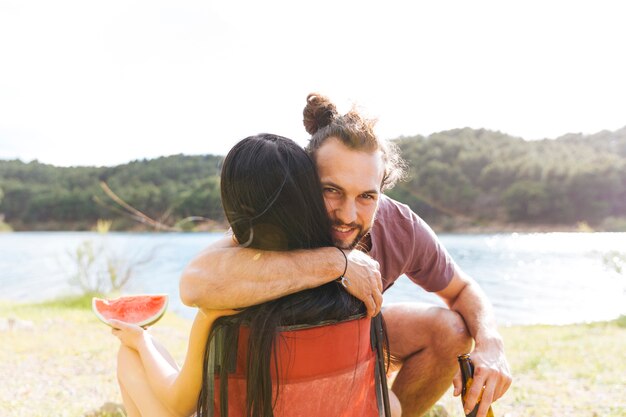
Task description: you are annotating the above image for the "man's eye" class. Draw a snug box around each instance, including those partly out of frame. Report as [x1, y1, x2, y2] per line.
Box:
[324, 188, 338, 193]
[361, 194, 373, 199]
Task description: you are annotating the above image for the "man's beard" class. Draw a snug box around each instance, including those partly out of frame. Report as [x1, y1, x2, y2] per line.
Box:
[332, 221, 368, 250]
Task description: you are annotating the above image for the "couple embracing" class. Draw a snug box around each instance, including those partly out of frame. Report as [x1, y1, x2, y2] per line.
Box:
[109, 93, 511, 417]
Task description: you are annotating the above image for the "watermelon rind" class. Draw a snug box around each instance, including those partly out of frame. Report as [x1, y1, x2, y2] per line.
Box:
[92, 294, 169, 327]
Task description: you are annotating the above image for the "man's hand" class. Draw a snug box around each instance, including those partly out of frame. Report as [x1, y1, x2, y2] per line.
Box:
[452, 335, 512, 417]
[438, 268, 512, 417]
[342, 250, 383, 316]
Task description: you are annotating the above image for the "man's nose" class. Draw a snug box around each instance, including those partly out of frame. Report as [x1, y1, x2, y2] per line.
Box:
[335, 200, 357, 224]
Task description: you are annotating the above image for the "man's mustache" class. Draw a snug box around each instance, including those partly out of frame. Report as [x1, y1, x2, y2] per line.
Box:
[331, 221, 361, 229]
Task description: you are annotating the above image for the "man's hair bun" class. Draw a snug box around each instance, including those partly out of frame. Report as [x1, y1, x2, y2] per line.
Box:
[302, 93, 338, 135]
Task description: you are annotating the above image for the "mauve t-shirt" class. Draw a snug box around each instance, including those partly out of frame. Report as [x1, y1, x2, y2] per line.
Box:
[367, 195, 455, 293]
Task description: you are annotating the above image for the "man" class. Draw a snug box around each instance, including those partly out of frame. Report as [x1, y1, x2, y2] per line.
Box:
[180, 94, 511, 417]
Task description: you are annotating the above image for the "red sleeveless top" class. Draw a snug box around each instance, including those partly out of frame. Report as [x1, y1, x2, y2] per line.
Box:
[214, 315, 380, 417]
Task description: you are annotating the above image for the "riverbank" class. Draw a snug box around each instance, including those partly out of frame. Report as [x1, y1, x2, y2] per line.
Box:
[4, 215, 626, 234]
[1, 296, 624, 417]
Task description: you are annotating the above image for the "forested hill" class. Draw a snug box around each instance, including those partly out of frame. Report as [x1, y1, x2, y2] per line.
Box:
[386, 126, 626, 230]
[0, 155, 224, 230]
[1, 126, 626, 231]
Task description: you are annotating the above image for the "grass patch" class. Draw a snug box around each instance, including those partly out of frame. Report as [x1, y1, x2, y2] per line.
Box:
[435, 319, 626, 417]
[34, 293, 103, 310]
[0, 296, 191, 417]
[1, 299, 625, 417]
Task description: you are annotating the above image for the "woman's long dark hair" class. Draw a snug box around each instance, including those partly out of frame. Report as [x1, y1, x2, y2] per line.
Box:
[197, 134, 366, 417]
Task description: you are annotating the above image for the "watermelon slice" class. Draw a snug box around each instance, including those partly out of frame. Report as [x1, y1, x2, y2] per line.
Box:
[92, 294, 169, 327]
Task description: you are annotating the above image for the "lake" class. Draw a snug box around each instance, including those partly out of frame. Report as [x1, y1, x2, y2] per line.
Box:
[0, 232, 624, 326]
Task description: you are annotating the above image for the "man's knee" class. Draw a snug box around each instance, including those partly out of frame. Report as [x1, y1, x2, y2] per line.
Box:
[395, 305, 472, 357]
[383, 303, 472, 360]
[434, 308, 472, 354]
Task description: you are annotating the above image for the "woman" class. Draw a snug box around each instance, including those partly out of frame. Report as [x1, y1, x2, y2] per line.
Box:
[110, 134, 385, 417]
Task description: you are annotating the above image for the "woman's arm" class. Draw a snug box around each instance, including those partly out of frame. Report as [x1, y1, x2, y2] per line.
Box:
[110, 309, 236, 417]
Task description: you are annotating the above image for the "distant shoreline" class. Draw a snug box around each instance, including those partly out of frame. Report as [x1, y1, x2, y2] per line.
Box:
[3, 220, 624, 234]
[433, 223, 599, 234]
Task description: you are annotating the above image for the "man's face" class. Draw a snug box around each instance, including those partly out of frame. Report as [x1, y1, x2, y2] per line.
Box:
[314, 137, 385, 249]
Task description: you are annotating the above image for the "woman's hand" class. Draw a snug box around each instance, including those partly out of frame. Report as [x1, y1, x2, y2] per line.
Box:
[109, 319, 148, 351]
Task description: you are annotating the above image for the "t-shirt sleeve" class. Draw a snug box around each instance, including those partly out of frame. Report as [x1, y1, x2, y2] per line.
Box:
[402, 211, 455, 292]
[371, 196, 456, 292]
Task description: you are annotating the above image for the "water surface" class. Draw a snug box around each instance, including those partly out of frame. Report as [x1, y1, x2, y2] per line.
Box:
[1, 232, 624, 325]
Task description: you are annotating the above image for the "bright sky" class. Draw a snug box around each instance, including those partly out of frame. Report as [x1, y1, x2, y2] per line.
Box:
[1, 0, 625, 167]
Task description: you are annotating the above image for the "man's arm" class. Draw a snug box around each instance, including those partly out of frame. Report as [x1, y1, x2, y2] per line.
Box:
[436, 267, 512, 417]
[179, 235, 383, 315]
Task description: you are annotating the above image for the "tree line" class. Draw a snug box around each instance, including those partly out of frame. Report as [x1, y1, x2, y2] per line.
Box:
[0, 155, 223, 230]
[386, 126, 626, 230]
[1, 126, 625, 231]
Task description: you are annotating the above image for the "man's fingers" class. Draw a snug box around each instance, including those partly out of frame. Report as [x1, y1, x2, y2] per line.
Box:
[363, 290, 383, 317]
[372, 290, 383, 316]
[452, 369, 462, 396]
[371, 262, 382, 291]
[364, 296, 376, 317]
[464, 367, 487, 413]
[370, 295, 379, 317]
[359, 291, 380, 317]
[342, 250, 384, 317]
[494, 369, 513, 401]
[476, 380, 496, 417]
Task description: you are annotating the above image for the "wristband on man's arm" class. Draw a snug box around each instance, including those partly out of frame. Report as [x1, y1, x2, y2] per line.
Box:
[335, 247, 350, 288]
